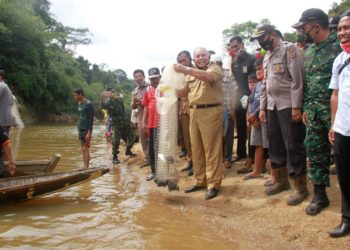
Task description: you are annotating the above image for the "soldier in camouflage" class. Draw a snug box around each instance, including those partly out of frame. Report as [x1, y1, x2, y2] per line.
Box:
[101, 89, 136, 164]
[293, 8, 342, 216]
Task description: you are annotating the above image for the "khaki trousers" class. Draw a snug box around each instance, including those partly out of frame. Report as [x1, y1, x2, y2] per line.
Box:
[137, 122, 149, 161]
[190, 106, 223, 189]
[180, 113, 192, 163]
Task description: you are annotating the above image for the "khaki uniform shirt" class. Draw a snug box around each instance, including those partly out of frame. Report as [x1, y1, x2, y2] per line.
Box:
[260, 40, 304, 111]
[131, 82, 149, 123]
[187, 64, 223, 106]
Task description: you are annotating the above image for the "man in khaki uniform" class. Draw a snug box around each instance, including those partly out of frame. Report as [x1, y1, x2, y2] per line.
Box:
[174, 47, 223, 200]
[251, 25, 308, 205]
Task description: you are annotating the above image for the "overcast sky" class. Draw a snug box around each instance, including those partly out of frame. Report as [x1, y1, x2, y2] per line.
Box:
[50, 0, 339, 78]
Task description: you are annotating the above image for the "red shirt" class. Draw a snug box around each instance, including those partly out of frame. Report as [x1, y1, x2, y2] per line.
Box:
[142, 86, 159, 128]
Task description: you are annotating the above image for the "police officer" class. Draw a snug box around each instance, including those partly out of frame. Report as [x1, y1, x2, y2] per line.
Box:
[293, 8, 342, 216]
[101, 89, 136, 164]
[252, 24, 308, 205]
[174, 47, 224, 200]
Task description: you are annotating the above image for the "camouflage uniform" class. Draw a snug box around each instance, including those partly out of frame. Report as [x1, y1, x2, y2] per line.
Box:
[101, 97, 135, 158]
[303, 31, 341, 186]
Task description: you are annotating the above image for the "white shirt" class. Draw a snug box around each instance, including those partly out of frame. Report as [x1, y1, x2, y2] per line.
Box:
[329, 51, 350, 136]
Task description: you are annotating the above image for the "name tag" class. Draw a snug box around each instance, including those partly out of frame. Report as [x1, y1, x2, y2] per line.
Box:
[273, 63, 284, 73]
[242, 66, 248, 73]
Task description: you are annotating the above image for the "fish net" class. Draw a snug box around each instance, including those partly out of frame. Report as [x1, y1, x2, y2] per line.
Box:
[154, 65, 186, 191]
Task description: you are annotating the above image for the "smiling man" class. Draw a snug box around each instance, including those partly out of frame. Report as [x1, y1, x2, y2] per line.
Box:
[174, 47, 223, 200]
[327, 11, 350, 238]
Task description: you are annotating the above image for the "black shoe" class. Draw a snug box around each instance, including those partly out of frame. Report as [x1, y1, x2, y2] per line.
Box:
[328, 222, 350, 238]
[113, 156, 120, 164]
[181, 163, 192, 172]
[125, 148, 136, 157]
[188, 168, 193, 176]
[146, 173, 155, 181]
[113, 159, 121, 164]
[205, 188, 218, 200]
[184, 185, 205, 193]
[179, 150, 187, 158]
[305, 185, 329, 216]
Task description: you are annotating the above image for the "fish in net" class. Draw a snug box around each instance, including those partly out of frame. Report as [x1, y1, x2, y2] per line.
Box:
[154, 65, 186, 191]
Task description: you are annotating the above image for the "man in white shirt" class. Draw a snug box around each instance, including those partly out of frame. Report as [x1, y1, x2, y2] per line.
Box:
[328, 11, 350, 238]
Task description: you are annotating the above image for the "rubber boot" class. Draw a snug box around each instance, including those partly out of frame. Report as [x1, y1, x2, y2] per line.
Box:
[265, 167, 290, 196]
[287, 174, 309, 205]
[305, 184, 329, 216]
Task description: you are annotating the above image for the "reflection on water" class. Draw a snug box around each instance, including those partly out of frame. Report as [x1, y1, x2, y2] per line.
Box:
[0, 124, 234, 249]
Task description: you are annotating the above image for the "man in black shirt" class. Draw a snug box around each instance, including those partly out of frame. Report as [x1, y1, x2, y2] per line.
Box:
[229, 36, 256, 163]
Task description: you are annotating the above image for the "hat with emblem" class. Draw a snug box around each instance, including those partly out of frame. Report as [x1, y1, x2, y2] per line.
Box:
[250, 24, 276, 41]
[292, 8, 329, 29]
[148, 67, 161, 79]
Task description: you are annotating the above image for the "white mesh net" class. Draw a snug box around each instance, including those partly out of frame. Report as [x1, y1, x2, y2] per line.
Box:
[154, 64, 186, 191]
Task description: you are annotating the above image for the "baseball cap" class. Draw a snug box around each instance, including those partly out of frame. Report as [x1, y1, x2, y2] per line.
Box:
[292, 8, 329, 29]
[250, 24, 276, 41]
[148, 67, 161, 79]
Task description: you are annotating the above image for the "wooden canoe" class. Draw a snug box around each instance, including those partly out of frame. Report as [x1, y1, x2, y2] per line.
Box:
[0, 167, 109, 204]
[4, 153, 61, 177]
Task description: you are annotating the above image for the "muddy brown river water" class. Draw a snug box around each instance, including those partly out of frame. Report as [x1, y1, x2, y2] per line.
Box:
[0, 124, 234, 249]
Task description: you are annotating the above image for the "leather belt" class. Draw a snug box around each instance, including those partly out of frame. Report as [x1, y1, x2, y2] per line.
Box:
[189, 103, 221, 109]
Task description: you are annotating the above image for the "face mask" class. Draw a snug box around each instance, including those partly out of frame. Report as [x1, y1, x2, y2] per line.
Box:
[303, 26, 316, 43]
[259, 39, 273, 51]
[228, 49, 235, 58]
[340, 41, 350, 54]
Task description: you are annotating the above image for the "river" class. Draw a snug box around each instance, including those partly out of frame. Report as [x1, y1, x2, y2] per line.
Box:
[0, 124, 234, 249]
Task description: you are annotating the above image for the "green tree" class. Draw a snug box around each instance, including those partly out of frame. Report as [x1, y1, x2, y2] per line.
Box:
[329, 0, 350, 16]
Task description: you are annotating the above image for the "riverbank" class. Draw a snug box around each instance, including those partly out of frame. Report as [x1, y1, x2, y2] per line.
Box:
[118, 143, 350, 249]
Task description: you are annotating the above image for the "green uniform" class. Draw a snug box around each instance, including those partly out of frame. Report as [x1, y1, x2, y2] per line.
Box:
[303, 31, 341, 186]
[101, 97, 135, 158]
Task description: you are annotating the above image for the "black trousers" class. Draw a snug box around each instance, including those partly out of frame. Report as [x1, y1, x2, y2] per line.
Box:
[334, 133, 350, 224]
[223, 117, 234, 161]
[267, 108, 306, 177]
[149, 128, 158, 174]
[234, 105, 247, 158]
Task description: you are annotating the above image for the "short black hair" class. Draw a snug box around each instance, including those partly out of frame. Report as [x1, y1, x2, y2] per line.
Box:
[341, 9, 350, 18]
[74, 88, 85, 96]
[229, 36, 243, 44]
[248, 72, 257, 80]
[177, 50, 192, 60]
[254, 58, 264, 67]
[0, 69, 5, 79]
[133, 69, 145, 77]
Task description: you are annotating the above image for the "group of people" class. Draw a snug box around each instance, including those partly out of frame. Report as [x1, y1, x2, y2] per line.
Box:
[106, 8, 348, 238]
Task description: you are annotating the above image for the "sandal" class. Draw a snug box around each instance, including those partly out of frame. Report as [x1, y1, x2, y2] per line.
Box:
[242, 173, 263, 181]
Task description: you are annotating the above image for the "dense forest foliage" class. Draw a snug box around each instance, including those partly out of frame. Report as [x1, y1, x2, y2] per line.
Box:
[0, 0, 134, 120]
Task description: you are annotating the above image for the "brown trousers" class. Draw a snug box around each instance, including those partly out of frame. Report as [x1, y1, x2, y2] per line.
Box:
[180, 113, 192, 163]
[190, 106, 223, 189]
